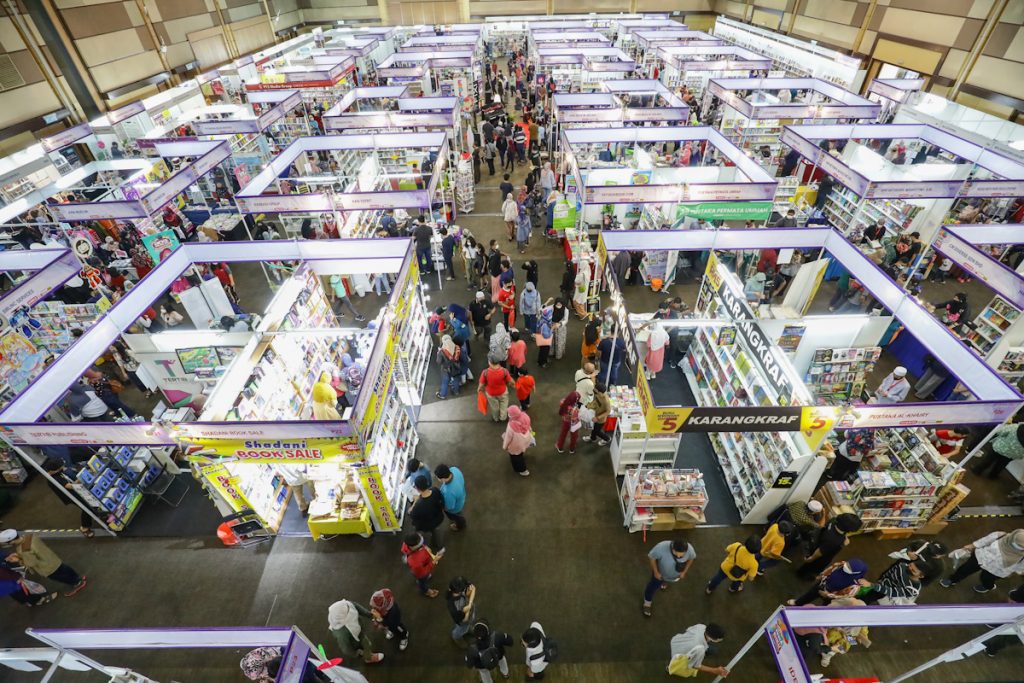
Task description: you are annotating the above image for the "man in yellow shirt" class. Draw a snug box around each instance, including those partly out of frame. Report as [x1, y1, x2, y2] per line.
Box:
[705, 535, 760, 594]
[756, 521, 792, 576]
[1, 529, 87, 597]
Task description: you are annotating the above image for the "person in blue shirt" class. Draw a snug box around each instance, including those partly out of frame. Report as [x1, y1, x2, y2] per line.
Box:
[401, 458, 432, 505]
[380, 209, 398, 237]
[434, 464, 467, 531]
[597, 335, 626, 385]
[440, 228, 457, 281]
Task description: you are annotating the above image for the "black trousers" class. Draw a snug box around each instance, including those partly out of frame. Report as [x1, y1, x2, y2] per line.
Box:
[49, 563, 82, 586]
[486, 158, 495, 175]
[947, 552, 1000, 590]
[972, 445, 1011, 479]
[381, 605, 409, 640]
[445, 509, 467, 530]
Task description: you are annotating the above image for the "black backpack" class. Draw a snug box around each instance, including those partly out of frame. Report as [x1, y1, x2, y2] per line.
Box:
[466, 642, 501, 670]
[529, 637, 558, 663]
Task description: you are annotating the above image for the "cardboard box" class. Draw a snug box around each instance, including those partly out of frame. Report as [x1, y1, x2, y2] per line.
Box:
[650, 511, 676, 531]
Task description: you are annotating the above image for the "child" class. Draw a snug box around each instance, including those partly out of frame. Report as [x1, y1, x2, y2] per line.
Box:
[400, 532, 442, 598]
[370, 588, 409, 651]
[515, 366, 536, 411]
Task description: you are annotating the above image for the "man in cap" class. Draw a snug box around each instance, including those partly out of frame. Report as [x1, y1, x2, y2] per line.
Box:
[874, 366, 911, 403]
[1, 529, 87, 597]
[469, 291, 494, 343]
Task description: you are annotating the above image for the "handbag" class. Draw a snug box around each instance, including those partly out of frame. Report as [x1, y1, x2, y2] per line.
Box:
[949, 547, 972, 570]
[726, 545, 747, 580]
[667, 654, 699, 678]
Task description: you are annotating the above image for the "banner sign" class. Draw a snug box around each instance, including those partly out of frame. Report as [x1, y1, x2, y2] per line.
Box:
[200, 463, 252, 513]
[645, 406, 803, 434]
[357, 463, 399, 531]
[142, 230, 180, 264]
[193, 119, 260, 135]
[868, 179, 967, 199]
[172, 421, 355, 440]
[50, 201, 148, 222]
[933, 228, 1024, 309]
[107, 101, 146, 125]
[234, 193, 334, 214]
[766, 612, 813, 683]
[835, 400, 1021, 429]
[336, 190, 431, 211]
[0, 251, 80, 319]
[676, 201, 772, 221]
[0, 423, 174, 446]
[179, 436, 361, 463]
[40, 123, 93, 152]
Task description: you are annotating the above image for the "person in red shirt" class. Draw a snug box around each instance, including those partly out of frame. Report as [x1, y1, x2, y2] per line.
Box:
[400, 532, 442, 598]
[211, 262, 237, 302]
[507, 329, 526, 378]
[515, 366, 536, 411]
[478, 358, 514, 422]
[931, 428, 967, 458]
[497, 281, 516, 329]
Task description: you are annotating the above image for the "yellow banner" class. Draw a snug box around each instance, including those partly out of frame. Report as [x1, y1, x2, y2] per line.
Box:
[200, 463, 252, 513]
[635, 369, 655, 421]
[799, 406, 838, 452]
[357, 463, 399, 531]
[182, 437, 362, 463]
[645, 407, 695, 434]
[597, 234, 608, 273]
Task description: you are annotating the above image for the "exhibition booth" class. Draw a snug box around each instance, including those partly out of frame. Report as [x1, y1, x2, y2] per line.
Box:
[245, 54, 357, 105]
[597, 227, 1022, 529]
[190, 90, 310, 165]
[628, 29, 723, 72]
[866, 77, 925, 122]
[779, 123, 1024, 248]
[713, 15, 864, 89]
[375, 50, 479, 107]
[703, 77, 881, 174]
[233, 132, 451, 240]
[86, 81, 208, 158]
[656, 45, 773, 96]
[0, 238, 430, 539]
[534, 47, 636, 93]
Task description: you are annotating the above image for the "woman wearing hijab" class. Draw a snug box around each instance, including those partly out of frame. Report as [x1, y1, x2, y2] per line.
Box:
[572, 266, 589, 318]
[581, 319, 600, 365]
[549, 298, 569, 361]
[645, 323, 670, 378]
[787, 558, 869, 606]
[560, 261, 575, 302]
[941, 529, 1024, 593]
[370, 588, 409, 651]
[555, 391, 582, 455]
[328, 599, 384, 665]
[502, 405, 534, 476]
[520, 282, 542, 334]
[535, 306, 554, 367]
[489, 323, 511, 365]
[436, 335, 463, 400]
[932, 292, 967, 326]
[971, 422, 1024, 479]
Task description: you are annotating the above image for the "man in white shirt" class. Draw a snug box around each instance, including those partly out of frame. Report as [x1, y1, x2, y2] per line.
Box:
[669, 623, 728, 677]
[276, 464, 312, 514]
[522, 622, 551, 678]
[874, 366, 910, 403]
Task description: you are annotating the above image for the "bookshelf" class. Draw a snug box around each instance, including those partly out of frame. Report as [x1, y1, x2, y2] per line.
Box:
[961, 295, 1020, 356]
[805, 346, 880, 404]
[824, 185, 921, 241]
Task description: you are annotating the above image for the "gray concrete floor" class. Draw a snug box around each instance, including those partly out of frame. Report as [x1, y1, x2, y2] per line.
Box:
[3, 129, 1024, 683]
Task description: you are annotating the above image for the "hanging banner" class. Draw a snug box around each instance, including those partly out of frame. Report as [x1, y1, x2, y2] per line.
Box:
[40, 123, 92, 153]
[142, 230, 180, 264]
[799, 406, 838, 451]
[179, 436, 362, 463]
[200, 463, 252, 513]
[107, 101, 146, 125]
[675, 202, 773, 221]
[766, 613, 813, 683]
[356, 463, 399, 531]
[551, 199, 575, 232]
[933, 228, 1024, 309]
[645, 406, 803, 434]
[0, 251, 81, 319]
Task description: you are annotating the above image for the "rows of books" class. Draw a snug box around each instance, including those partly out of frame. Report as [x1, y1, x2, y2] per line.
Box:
[805, 346, 881, 403]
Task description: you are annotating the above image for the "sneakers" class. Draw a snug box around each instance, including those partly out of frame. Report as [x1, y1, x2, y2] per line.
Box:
[399, 638, 409, 652]
[366, 653, 385, 664]
[519, 470, 531, 476]
[424, 589, 439, 598]
[435, 392, 446, 400]
[973, 584, 993, 594]
[355, 315, 366, 322]
[568, 450, 575, 454]
[64, 577, 87, 598]
[555, 445, 564, 453]
[582, 435, 592, 442]
[642, 602, 652, 617]
[385, 631, 394, 640]
[756, 570, 765, 577]
[940, 579, 955, 588]
[820, 652, 834, 668]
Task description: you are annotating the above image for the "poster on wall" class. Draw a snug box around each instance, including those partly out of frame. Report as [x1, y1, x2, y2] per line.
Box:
[142, 230, 180, 264]
[0, 329, 48, 394]
[777, 325, 806, 353]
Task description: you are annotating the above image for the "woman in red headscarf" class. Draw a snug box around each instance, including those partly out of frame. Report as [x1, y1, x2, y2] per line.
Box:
[555, 391, 581, 455]
[502, 405, 534, 477]
[369, 588, 409, 651]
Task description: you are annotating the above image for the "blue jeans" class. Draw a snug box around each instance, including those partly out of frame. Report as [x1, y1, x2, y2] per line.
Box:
[707, 568, 742, 592]
[417, 247, 433, 272]
[373, 274, 391, 295]
[415, 575, 432, 594]
[643, 573, 665, 602]
[452, 609, 475, 640]
[439, 373, 460, 398]
[754, 553, 780, 573]
[524, 314, 537, 334]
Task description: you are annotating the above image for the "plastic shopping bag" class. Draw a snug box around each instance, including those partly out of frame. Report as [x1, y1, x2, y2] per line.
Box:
[477, 392, 488, 415]
[949, 548, 971, 570]
[667, 654, 699, 678]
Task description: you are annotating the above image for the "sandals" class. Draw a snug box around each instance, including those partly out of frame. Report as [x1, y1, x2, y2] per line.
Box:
[79, 528, 95, 538]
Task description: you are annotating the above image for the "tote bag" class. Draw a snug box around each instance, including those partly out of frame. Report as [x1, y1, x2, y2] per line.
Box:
[668, 654, 699, 678]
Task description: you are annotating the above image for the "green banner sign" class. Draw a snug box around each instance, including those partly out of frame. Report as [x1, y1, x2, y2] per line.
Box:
[552, 199, 576, 232]
[675, 202, 773, 221]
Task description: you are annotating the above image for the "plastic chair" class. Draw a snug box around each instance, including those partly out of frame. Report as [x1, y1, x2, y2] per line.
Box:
[143, 470, 189, 507]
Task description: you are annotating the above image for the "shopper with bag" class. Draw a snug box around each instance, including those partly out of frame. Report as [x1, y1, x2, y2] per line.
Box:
[667, 623, 728, 678]
[0, 529, 87, 597]
[941, 528, 1024, 593]
[328, 599, 385, 666]
[436, 335, 463, 400]
[523, 621, 556, 679]
[584, 382, 612, 446]
[502, 406, 534, 476]
[447, 576, 478, 641]
[706, 536, 760, 594]
[0, 564, 58, 606]
[787, 558, 869, 606]
[466, 619, 513, 682]
[489, 323, 511, 366]
[554, 391, 582, 455]
[369, 588, 409, 651]
[478, 357, 514, 422]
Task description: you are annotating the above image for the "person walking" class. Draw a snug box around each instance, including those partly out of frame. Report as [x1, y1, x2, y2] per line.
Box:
[522, 622, 553, 679]
[329, 275, 366, 321]
[467, 620, 513, 682]
[410, 476, 446, 554]
[502, 194, 518, 244]
[574, 363, 597, 406]
[369, 589, 409, 651]
[436, 335, 463, 400]
[440, 227, 457, 281]
[328, 600, 384, 666]
[755, 521, 792, 576]
[597, 335, 626, 385]
[497, 280, 517, 329]
[483, 139, 497, 176]
[507, 329, 526, 378]
[479, 357, 515, 422]
[861, 556, 938, 605]
[534, 307, 553, 367]
[539, 162, 555, 201]
[413, 218, 435, 274]
[515, 366, 536, 411]
[447, 576, 478, 641]
[581, 320, 600, 367]
[642, 539, 696, 617]
[799, 513, 863, 578]
[488, 324, 511, 366]
[668, 624, 728, 678]
[550, 299, 568, 360]
[0, 565, 58, 606]
[520, 282, 541, 334]
[0, 529, 87, 597]
[470, 291, 495, 343]
[502, 406, 534, 476]
[941, 528, 1024, 593]
[434, 464, 467, 531]
[400, 532, 441, 598]
[788, 558, 869, 607]
[706, 535, 760, 594]
[585, 382, 612, 446]
[971, 422, 1024, 480]
[555, 391, 582, 455]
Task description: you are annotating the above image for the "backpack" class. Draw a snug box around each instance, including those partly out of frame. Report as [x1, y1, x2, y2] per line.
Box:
[451, 319, 470, 344]
[529, 637, 558, 662]
[466, 642, 501, 670]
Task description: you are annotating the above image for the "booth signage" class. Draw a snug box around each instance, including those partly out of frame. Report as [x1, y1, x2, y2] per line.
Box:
[645, 406, 803, 434]
[0, 423, 174, 446]
[868, 180, 966, 200]
[933, 228, 1024, 309]
[675, 201, 772, 221]
[180, 437, 361, 463]
[771, 471, 798, 489]
[40, 123, 92, 152]
[50, 201, 147, 221]
[107, 101, 146, 125]
[200, 463, 252, 513]
[278, 633, 312, 683]
[766, 614, 812, 683]
[357, 463, 399, 531]
[142, 230, 180, 264]
[0, 251, 80, 319]
[837, 401, 1021, 428]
